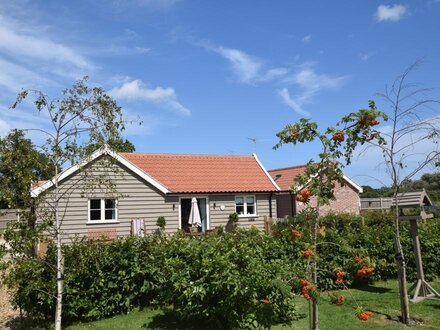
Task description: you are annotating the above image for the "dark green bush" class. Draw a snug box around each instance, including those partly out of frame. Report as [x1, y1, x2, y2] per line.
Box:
[157, 229, 300, 328]
[3, 229, 301, 328]
[3, 212, 440, 327]
[274, 211, 440, 290]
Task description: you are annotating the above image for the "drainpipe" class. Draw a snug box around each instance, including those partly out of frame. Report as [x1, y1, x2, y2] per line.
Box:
[291, 192, 295, 216]
[269, 193, 273, 218]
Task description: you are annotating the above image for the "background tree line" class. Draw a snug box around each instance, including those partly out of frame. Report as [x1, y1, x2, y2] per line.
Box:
[361, 172, 440, 204]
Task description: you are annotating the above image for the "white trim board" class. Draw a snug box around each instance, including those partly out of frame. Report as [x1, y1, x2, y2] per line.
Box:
[30, 146, 170, 197]
[253, 153, 281, 191]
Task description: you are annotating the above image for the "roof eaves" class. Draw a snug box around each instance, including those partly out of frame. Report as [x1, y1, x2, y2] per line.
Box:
[252, 153, 281, 191]
[30, 146, 171, 197]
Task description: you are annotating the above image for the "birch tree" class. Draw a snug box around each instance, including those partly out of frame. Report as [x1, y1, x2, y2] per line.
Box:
[10, 77, 125, 330]
[364, 62, 440, 324]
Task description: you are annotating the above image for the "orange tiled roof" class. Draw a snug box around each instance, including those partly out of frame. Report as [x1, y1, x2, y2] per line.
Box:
[268, 165, 308, 191]
[119, 153, 278, 193]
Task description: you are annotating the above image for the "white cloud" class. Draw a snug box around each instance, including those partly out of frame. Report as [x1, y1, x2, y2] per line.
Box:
[0, 57, 56, 92]
[279, 64, 348, 116]
[302, 34, 312, 43]
[359, 52, 375, 61]
[0, 119, 11, 137]
[85, 46, 151, 57]
[278, 88, 310, 117]
[214, 47, 263, 83]
[285, 64, 348, 93]
[195, 40, 347, 116]
[109, 80, 190, 116]
[259, 68, 290, 82]
[375, 4, 407, 22]
[0, 16, 95, 72]
[199, 43, 288, 84]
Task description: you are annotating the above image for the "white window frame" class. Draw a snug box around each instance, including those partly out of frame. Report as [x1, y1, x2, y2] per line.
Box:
[88, 198, 118, 224]
[235, 195, 257, 217]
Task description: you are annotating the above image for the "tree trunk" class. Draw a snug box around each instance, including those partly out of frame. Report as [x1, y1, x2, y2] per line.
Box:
[55, 230, 63, 330]
[54, 164, 63, 330]
[310, 204, 319, 330]
[393, 199, 410, 324]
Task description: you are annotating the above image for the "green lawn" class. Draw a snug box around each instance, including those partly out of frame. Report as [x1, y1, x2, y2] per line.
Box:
[66, 280, 440, 330]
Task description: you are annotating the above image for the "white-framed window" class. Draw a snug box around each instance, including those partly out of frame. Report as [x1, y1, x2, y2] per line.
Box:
[235, 195, 256, 216]
[88, 198, 118, 223]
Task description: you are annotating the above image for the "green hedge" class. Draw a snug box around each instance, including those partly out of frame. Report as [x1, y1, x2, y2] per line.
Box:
[3, 212, 440, 328]
[3, 229, 303, 328]
[274, 211, 440, 290]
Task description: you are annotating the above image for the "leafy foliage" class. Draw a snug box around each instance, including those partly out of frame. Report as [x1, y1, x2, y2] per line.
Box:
[273, 211, 440, 290]
[85, 138, 136, 154]
[3, 230, 302, 328]
[3, 214, 440, 327]
[0, 129, 53, 209]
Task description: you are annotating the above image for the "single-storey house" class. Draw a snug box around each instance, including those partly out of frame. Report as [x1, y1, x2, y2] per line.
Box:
[31, 147, 279, 242]
[268, 165, 363, 217]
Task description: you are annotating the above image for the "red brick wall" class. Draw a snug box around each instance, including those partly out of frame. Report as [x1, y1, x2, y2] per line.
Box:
[295, 182, 360, 215]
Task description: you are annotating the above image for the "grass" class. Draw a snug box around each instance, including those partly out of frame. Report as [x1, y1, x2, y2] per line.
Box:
[62, 279, 439, 329]
[285, 279, 440, 330]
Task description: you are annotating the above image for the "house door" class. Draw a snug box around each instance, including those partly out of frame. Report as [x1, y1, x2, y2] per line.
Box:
[180, 197, 208, 233]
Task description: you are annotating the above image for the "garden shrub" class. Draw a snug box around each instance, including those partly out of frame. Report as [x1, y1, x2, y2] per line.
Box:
[273, 211, 440, 290]
[3, 229, 301, 328]
[157, 229, 300, 328]
[3, 212, 440, 327]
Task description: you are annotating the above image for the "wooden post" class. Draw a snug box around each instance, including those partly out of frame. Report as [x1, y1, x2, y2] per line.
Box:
[408, 219, 440, 302]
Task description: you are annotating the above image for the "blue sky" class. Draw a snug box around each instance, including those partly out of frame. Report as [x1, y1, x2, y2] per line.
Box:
[0, 0, 439, 187]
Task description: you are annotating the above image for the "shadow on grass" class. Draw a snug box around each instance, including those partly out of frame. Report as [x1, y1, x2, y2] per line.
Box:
[142, 310, 222, 330]
[426, 303, 440, 310]
[5, 316, 51, 330]
[354, 284, 392, 294]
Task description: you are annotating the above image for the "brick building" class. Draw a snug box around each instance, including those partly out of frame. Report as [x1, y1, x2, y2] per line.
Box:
[268, 165, 363, 217]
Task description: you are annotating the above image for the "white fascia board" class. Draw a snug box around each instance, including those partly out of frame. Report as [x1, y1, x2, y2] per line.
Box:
[252, 153, 281, 191]
[342, 175, 363, 193]
[31, 146, 170, 197]
[290, 174, 362, 194]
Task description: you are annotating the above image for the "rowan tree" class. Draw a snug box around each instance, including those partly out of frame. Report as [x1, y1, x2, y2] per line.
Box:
[274, 102, 387, 329]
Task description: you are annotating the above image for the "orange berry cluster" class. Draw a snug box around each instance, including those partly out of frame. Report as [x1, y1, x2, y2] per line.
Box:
[296, 188, 312, 202]
[332, 130, 345, 142]
[356, 266, 374, 278]
[303, 249, 314, 258]
[354, 256, 364, 263]
[358, 311, 373, 321]
[336, 294, 345, 305]
[335, 271, 345, 285]
[299, 279, 314, 300]
[261, 296, 270, 305]
[290, 130, 299, 138]
[291, 229, 301, 238]
[358, 115, 380, 127]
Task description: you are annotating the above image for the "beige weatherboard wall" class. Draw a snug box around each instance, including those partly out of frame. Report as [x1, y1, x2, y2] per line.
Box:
[32, 148, 279, 242]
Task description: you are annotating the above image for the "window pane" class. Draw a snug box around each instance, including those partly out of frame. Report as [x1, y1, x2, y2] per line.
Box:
[90, 210, 101, 220]
[236, 205, 244, 214]
[105, 209, 115, 220]
[105, 199, 115, 209]
[90, 199, 101, 210]
[235, 197, 244, 204]
[247, 204, 255, 215]
[246, 196, 254, 204]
